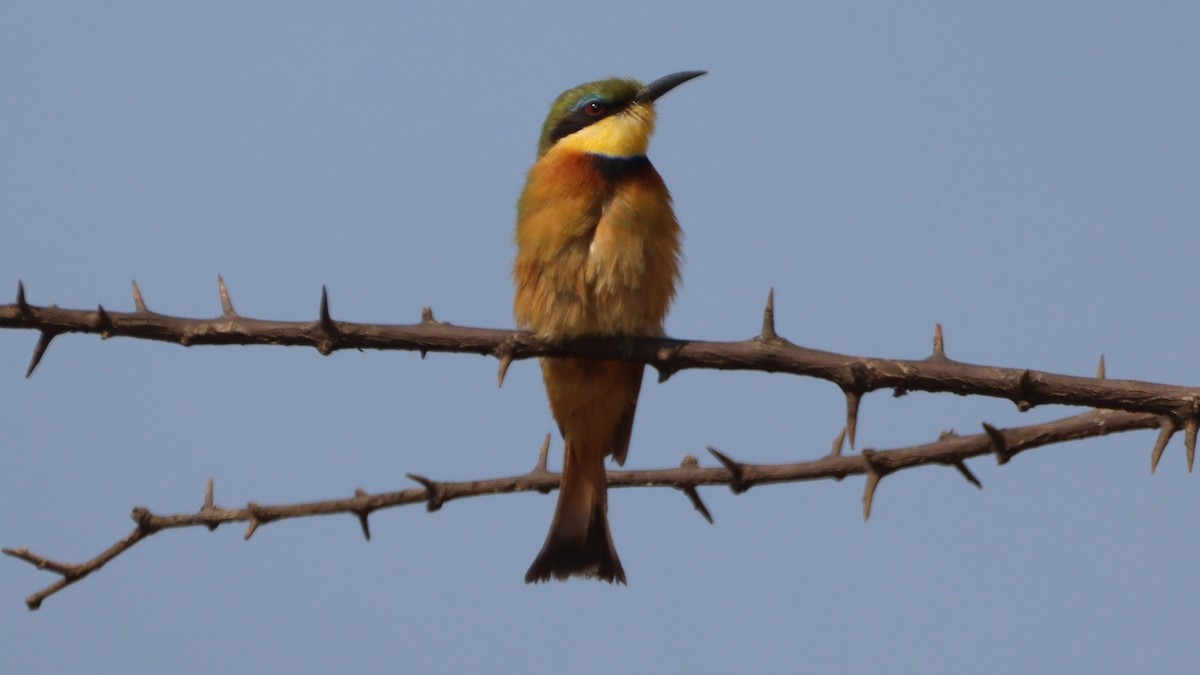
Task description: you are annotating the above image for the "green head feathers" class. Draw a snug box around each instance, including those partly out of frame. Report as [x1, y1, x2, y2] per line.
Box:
[536, 71, 706, 156]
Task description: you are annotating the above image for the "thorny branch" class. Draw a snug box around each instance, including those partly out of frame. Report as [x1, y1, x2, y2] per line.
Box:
[2, 280, 1196, 609]
[3, 409, 1162, 610]
[4, 279, 1199, 420]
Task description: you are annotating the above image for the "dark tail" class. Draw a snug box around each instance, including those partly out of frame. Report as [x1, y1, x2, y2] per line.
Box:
[525, 439, 626, 584]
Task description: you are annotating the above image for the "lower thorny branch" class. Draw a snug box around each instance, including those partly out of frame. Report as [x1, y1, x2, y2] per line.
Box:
[4, 408, 1164, 610]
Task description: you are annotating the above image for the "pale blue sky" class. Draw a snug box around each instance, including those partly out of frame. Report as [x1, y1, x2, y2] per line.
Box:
[3, 3, 1198, 673]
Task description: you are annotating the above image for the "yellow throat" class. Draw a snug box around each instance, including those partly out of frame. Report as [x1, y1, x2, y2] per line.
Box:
[553, 103, 657, 158]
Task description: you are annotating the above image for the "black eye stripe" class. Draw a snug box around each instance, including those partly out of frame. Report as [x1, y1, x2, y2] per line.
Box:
[547, 96, 635, 146]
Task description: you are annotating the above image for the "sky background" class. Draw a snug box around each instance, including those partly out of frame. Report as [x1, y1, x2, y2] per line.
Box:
[2, 2, 1198, 673]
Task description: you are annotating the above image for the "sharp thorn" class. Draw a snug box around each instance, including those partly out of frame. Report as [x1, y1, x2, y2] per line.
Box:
[830, 427, 847, 457]
[862, 470, 880, 521]
[1014, 370, 1033, 412]
[1186, 418, 1197, 473]
[497, 351, 513, 388]
[217, 275, 236, 316]
[407, 472, 434, 489]
[953, 460, 982, 489]
[406, 473, 444, 512]
[316, 286, 337, 355]
[982, 422, 1012, 465]
[16, 280, 29, 315]
[1096, 354, 1106, 380]
[859, 449, 890, 521]
[535, 434, 551, 474]
[678, 454, 713, 523]
[707, 446, 748, 494]
[684, 486, 713, 524]
[354, 488, 372, 541]
[706, 446, 736, 468]
[243, 502, 268, 540]
[760, 287, 777, 340]
[201, 476, 219, 531]
[1150, 417, 1176, 474]
[319, 286, 332, 326]
[533, 434, 556, 494]
[844, 389, 861, 450]
[25, 331, 56, 379]
[421, 306, 436, 324]
[131, 280, 148, 313]
[931, 323, 945, 359]
[96, 304, 113, 338]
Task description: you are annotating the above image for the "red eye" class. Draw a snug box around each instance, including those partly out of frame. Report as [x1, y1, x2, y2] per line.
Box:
[585, 101, 604, 116]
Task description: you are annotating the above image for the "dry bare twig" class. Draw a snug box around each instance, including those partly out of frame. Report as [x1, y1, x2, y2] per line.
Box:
[3, 409, 1160, 610]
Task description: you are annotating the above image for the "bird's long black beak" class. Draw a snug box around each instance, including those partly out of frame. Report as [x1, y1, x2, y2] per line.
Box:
[635, 70, 707, 103]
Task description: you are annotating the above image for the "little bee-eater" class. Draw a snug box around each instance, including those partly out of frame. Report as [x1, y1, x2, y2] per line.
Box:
[514, 70, 705, 583]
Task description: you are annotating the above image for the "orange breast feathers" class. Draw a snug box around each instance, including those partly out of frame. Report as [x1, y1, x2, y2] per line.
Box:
[513, 146, 682, 340]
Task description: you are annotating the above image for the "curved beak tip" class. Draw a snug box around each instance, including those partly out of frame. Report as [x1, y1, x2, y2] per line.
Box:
[637, 70, 707, 103]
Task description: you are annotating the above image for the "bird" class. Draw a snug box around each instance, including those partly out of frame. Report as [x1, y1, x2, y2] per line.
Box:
[513, 70, 705, 583]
